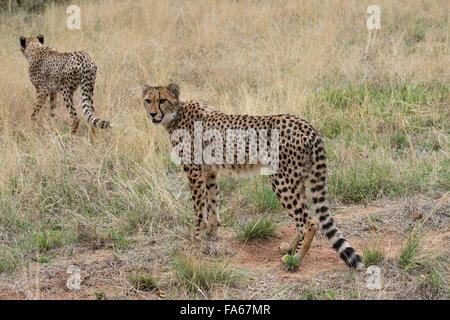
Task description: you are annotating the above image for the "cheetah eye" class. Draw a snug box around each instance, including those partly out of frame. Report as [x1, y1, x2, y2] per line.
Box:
[144, 99, 151, 104]
[159, 99, 167, 104]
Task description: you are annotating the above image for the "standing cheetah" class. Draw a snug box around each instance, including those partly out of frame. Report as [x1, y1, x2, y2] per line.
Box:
[142, 83, 363, 270]
[20, 35, 112, 134]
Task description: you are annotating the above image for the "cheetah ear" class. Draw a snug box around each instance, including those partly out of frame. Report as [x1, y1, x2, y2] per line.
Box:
[20, 36, 26, 48]
[142, 84, 151, 97]
[37, 34, 44, 44]
[167, 83, 180, 98]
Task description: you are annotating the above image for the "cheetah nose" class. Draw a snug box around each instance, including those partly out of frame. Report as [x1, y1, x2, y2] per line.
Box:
[149, 112, 157, 118]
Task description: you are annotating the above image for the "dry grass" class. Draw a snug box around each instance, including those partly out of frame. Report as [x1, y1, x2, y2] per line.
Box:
[0, 0, 448, 299]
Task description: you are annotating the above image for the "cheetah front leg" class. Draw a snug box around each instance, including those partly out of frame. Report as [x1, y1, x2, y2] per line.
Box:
[186, 167, 209, 241]
[31, 89, 48, 120]
[205, 172, 221, 239]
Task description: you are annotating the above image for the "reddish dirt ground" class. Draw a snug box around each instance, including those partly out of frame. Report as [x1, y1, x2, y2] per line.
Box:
[0, 200, 447, 300]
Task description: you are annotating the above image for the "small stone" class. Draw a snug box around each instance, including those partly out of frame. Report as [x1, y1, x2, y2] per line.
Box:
[411, 210, 422, 220]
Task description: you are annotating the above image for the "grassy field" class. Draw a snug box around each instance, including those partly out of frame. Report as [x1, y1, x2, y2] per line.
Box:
[0, 0, 448, 299]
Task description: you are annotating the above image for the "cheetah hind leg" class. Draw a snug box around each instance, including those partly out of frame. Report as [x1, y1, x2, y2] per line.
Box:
[71, 119, 80, 134]
[206, 219, 220, 240]
[281, 224, 317, 266]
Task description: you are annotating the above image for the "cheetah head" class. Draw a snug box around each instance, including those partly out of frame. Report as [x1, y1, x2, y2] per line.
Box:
[20, 34, 44, 59]
[142, 83, 180, 126]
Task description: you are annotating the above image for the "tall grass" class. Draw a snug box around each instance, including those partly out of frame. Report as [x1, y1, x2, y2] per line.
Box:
[236, 215, 277, 242]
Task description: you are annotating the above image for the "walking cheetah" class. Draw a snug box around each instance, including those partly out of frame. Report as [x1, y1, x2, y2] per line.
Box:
[20, 35, 112, 134]
[142, 83, 363, 269]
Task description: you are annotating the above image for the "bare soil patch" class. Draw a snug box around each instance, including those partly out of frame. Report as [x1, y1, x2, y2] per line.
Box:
[0, 196, 448, 300]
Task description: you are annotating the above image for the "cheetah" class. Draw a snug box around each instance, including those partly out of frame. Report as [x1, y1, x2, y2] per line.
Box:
[20, 35, 112, 134]
[142, 83, 364, 270]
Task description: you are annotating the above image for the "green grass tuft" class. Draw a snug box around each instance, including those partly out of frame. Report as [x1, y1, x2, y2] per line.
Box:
[28, 228, 67, 253]
[398, 233, 426, 270]
[236, 215, 277, 242]
[282, 253, 302, 272]
[128, 272, 159, 292]
[93, 289, 107, 300]
[362, 246, 385, 266]
[0, 256, 16, 274]
[242, 177, 281, 212]
[171, 254, 242, 293]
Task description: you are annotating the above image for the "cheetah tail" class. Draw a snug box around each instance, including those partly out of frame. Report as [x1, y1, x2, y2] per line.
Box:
[306, 138, 364, 270]
[80, 68, 112, 129]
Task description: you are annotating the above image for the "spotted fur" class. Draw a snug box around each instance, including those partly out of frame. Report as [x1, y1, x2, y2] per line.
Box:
[20, 35, 112, 133]
[142, 83, 363, 270]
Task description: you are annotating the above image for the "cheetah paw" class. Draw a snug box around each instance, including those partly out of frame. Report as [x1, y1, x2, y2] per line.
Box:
[279, 242, 293, 255]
